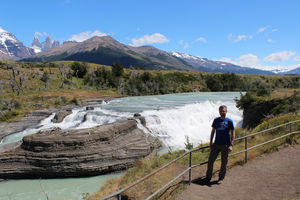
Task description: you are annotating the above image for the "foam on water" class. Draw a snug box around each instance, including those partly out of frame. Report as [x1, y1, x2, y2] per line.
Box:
[0, 92, 243, 147]
[0, 92, 244, 199]
[141, 100, 242, 148]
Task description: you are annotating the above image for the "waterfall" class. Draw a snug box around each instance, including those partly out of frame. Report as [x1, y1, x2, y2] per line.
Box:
[0, 92, 243, 148]
[141, 100, 242, 148]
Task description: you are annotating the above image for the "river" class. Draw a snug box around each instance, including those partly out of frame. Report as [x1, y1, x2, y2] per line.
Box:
[0, 92, 243, 200]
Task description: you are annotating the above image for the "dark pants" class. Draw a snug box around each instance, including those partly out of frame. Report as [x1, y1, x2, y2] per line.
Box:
[206, 144, 229, 180]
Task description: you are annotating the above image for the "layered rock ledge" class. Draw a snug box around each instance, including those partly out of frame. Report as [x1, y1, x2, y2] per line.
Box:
[0, 120, 160, 179]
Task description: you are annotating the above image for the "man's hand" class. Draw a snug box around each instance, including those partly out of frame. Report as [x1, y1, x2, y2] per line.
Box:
[228, 145, 233, 152]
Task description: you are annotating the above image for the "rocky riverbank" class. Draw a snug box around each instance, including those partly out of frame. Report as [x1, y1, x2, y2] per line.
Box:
[0, 97, 113, 142]
[0, 119, 160, 179]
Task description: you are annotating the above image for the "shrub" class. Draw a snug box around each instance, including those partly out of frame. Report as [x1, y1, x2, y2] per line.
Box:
[70, 62, 88, 78]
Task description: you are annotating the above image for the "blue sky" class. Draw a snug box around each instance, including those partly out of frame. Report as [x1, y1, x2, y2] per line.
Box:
[1, 0, 300, 71]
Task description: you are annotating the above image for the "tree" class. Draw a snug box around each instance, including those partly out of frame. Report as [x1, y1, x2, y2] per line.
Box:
[58, 63, 68, 88]
[70, 62, 88, 78]
[141, 72, 151, 83]
[111, 61, 124, 77]
[40, 71, 50, 88]
[7, 64, 27, 95]
[205, 76, 223, 91]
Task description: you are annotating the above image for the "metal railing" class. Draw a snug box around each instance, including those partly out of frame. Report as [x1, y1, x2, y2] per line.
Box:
[102, 120, 300, 200]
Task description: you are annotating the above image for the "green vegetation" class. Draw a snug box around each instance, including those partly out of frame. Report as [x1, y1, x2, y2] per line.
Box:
[88, 112, 300, 200]
[0, 61, 299, 199]
[0, 60, 299, 123]
[236, 89, 300, 129]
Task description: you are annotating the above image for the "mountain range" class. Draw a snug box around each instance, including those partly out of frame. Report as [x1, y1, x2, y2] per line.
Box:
[1, 27, 299, 75]
[0, 27, 34, 60]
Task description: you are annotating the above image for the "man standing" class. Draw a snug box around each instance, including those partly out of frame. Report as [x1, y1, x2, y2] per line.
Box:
[205, 105, 235, 183]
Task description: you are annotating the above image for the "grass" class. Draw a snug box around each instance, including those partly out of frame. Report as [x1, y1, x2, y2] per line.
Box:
[0, 62, 123, 122]
[87, 113, 300, 200]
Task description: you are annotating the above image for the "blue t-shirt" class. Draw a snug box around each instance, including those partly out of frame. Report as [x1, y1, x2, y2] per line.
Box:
[212, 117, 235, 145]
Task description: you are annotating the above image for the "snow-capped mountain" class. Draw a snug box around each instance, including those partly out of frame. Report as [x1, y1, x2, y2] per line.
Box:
[271, 69, 290, 74]
[270, 67, 300, 74]
[171, 51, 274, 75]
[31, 36, 42, 53]
[0, 27, 34, 60]
[42, 35, 52, 51]
[275, 67, 300, 74]
[30, 35, 60, 53]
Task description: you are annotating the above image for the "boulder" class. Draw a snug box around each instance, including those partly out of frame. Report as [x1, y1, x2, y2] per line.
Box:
[51, 110, 72, 123]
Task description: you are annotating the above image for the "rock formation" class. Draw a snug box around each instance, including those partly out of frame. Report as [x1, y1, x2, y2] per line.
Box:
[0, 109, 55, 141]
[42, 35, 52, 50]
[52, 40, 60, 48]
[51, 110, 72, 123]
[0, 120, 160, 179]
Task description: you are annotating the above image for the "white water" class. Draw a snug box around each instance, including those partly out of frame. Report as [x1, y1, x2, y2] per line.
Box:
[1, 92, 243, 148]
[0, 92, 243, 200]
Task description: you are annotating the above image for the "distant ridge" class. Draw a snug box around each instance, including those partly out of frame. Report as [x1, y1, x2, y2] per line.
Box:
[171, 52, 274, 75]
[0, 27, 34, 60]
[22, 36, 195, 71]
[22, 36, 275, 74]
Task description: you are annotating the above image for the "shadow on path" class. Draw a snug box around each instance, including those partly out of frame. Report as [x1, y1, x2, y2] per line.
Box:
[192, 177, 220, 187]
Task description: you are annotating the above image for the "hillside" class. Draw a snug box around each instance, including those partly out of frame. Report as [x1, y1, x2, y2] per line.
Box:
[21, 36, 194, 71]
[21, 36, 274, 74]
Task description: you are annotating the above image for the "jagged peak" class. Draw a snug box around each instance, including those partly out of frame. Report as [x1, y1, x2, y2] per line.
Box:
[45, 35, 52, 41]
[0, 27, 7, 33]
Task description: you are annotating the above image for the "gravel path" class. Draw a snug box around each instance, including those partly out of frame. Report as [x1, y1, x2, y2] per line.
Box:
[176, 144, 300, 200]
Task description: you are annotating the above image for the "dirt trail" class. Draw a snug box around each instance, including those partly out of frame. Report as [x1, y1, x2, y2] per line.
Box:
[176, 144, 300, 200]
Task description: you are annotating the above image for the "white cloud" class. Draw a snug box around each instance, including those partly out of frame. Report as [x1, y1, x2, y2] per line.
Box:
[228, 33, 248, 43]
[294, 56, 300, 61]
[257, 25, 269, 33]
[234, 35, 247, 42]
[217, 53, 299, 72]
[195, 37, 207, 43]
[217, 54, 260, 68]
[68, 30, 107, 42]
[267, 39, 275, 43]
[35, 32, 48, 37]
[260, 64, 300, 71]
[236, 54, 260, 67]
[218, 57, 233, 63]
[179, 40, 189, 49]
[249, 35, 253, 40]
[228, 33, 233, 41]
[263, 51, 296, 62]
[130, 33, 169, 46]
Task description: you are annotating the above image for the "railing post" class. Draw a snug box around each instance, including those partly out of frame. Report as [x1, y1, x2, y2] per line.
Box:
[189, 151, 192, 185]
[289, 123, 293, 144]
[245, 137, 248, 163]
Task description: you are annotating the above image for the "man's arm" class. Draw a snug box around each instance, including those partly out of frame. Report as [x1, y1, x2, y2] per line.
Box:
[229, 129, 235, 151]
[230, 129, 235, 145]
[210, 128, 215, 149]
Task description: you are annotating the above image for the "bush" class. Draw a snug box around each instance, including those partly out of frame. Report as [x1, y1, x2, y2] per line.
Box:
[111, 61, 124, 77]
[70, 62, 88, 78]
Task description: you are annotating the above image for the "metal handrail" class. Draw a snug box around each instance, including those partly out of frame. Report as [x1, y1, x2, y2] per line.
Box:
[235, 119, 300, 141]
[101, 120, 300, 200]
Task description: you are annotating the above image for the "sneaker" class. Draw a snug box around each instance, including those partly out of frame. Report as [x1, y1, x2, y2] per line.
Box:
[217, 179, 223, 184]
